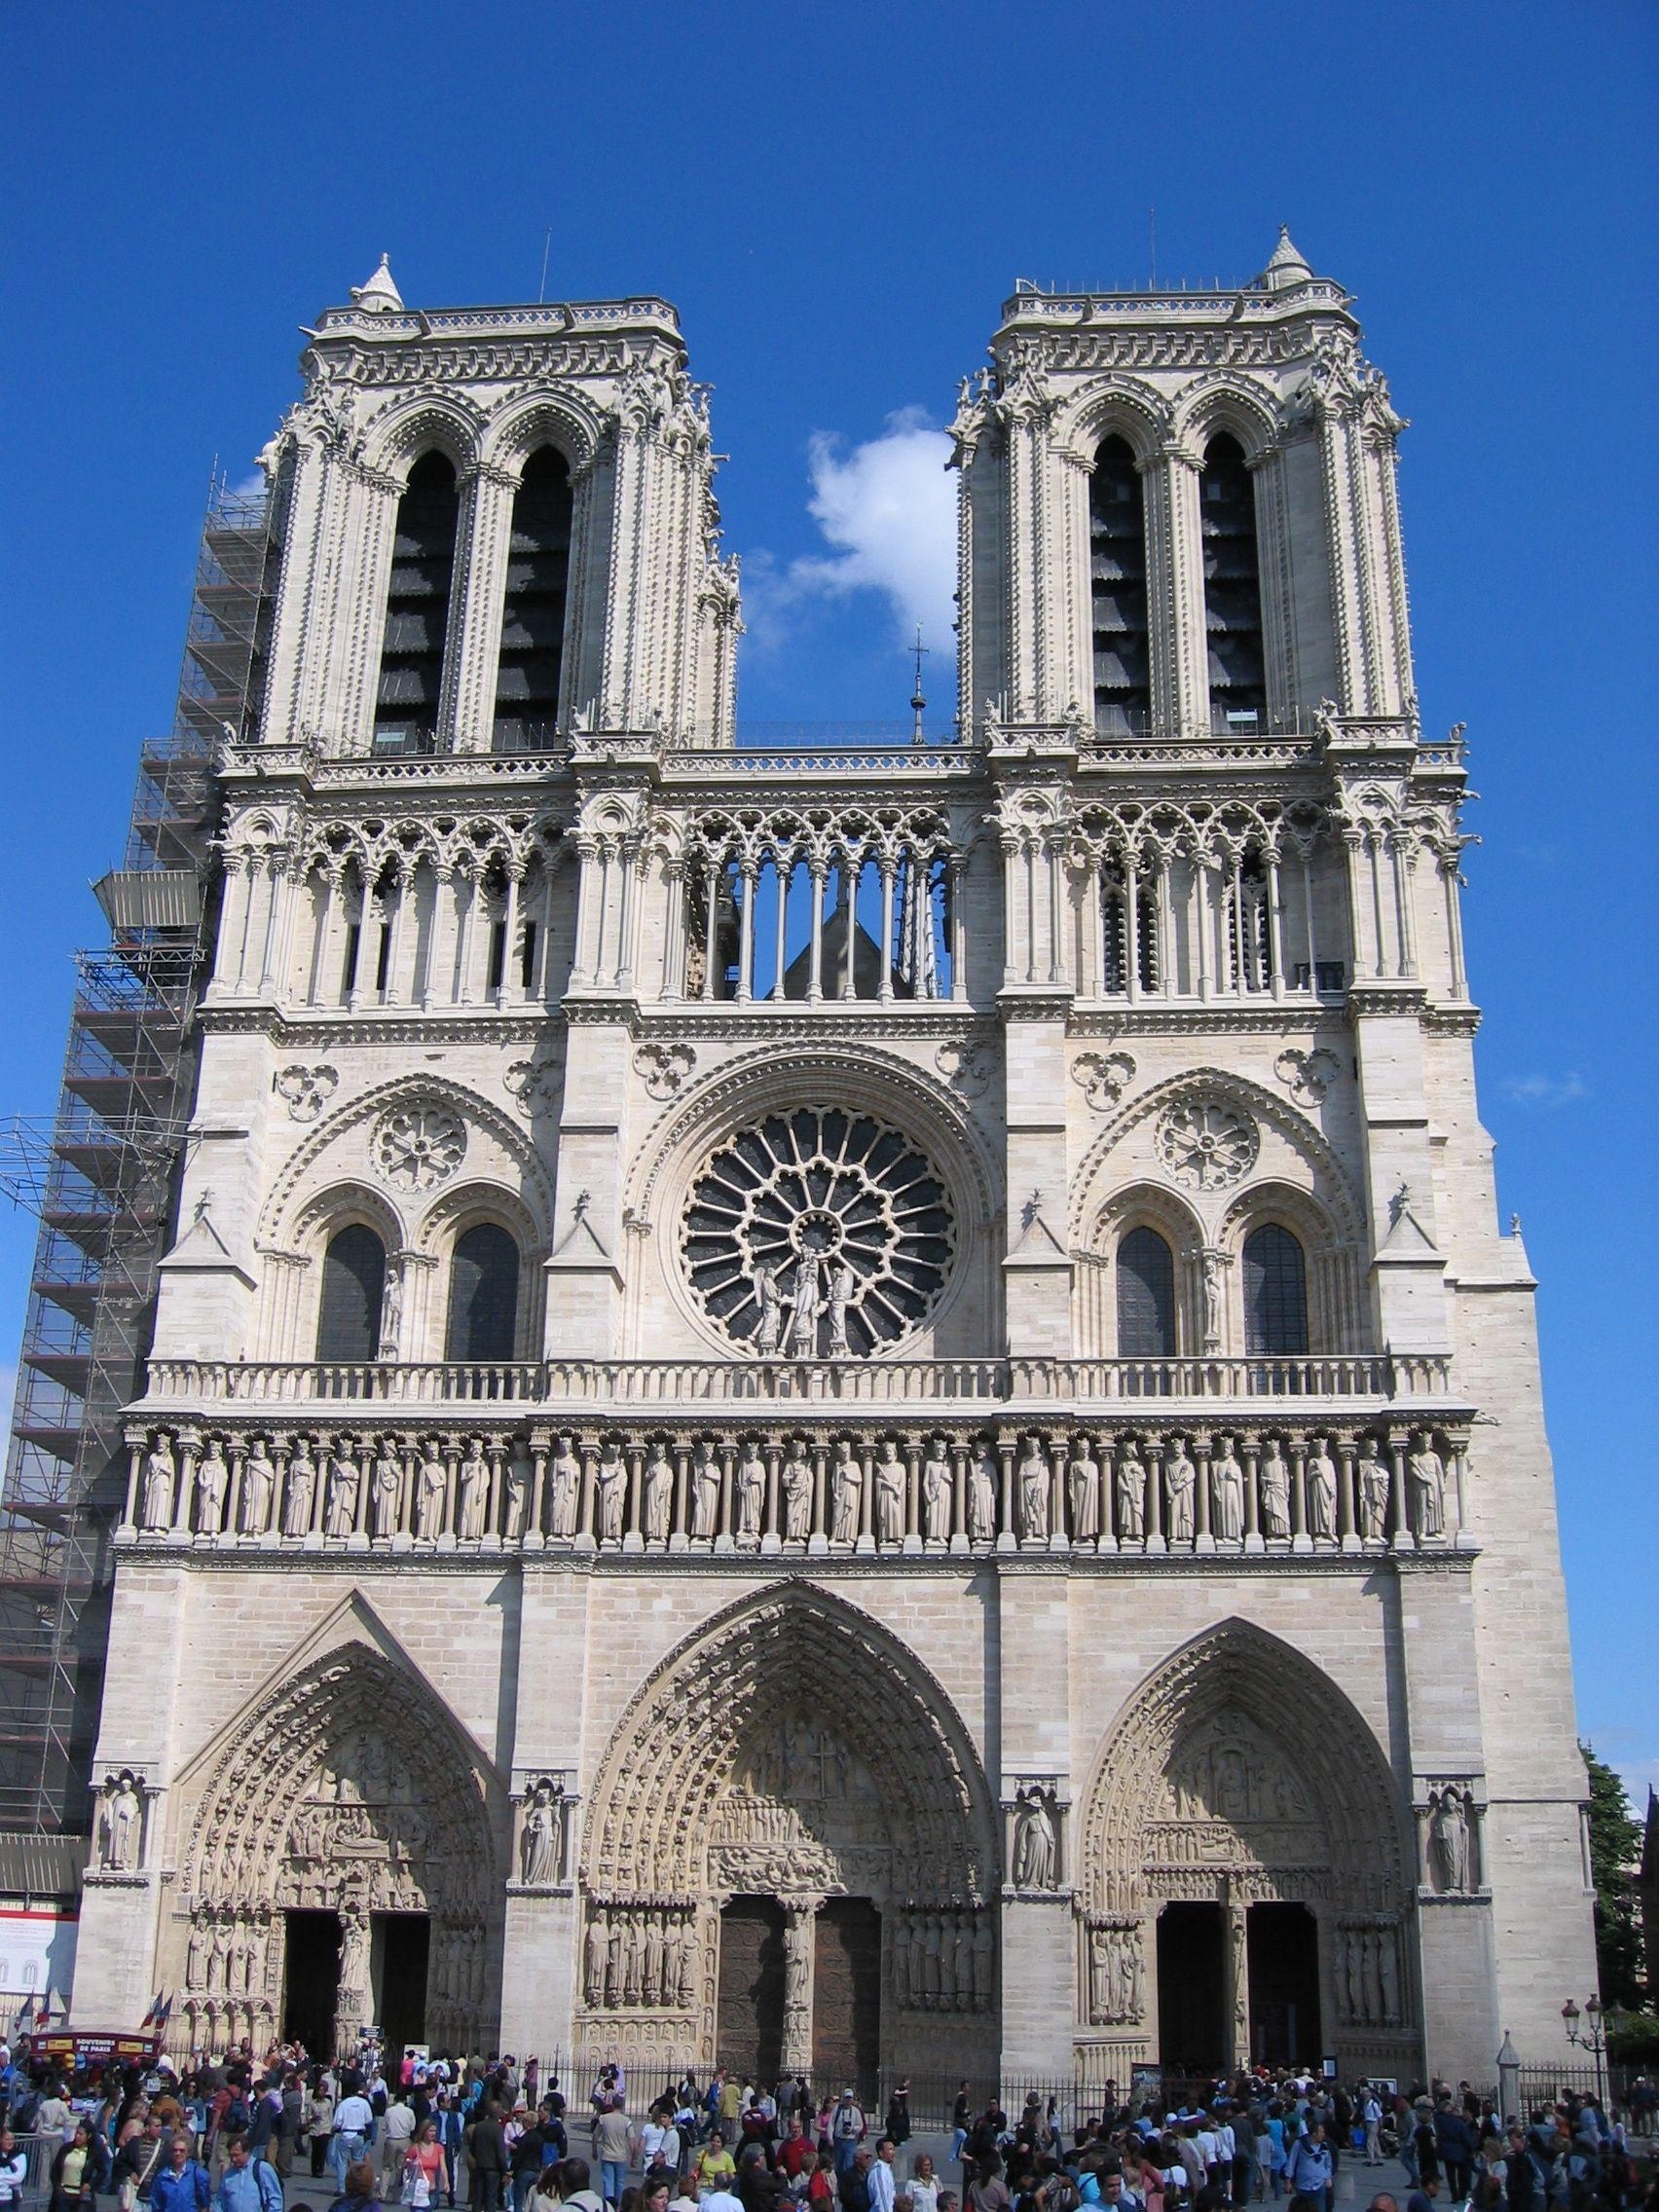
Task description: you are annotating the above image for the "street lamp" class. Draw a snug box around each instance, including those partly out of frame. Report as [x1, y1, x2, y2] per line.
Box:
[1561, 1994, 1608, 2109]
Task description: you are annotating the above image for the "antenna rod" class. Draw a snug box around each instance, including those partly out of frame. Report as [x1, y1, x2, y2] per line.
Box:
[910, 626, 930, 747]
[1149, 205, 1158, 289]
[538, 228, 552, 305]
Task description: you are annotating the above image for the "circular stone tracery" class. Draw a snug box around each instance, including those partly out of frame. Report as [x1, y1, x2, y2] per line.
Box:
[1154, 1093, 1259, 1191]
[682, 1107, 953, 1357]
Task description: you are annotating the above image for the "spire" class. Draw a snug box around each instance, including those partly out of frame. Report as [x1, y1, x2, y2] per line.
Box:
[350, 253, 404, 313]
[1261, 226, 1313, 294]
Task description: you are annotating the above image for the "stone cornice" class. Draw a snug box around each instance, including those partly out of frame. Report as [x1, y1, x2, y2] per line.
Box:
[197, 1007, 558, 1048]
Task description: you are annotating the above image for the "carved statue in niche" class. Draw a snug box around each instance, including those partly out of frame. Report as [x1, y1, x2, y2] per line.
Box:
[1200, 1246, 1226, 1353]
[457, 1438, 491, 1540]
[595, 1441, 627, 1542]
[752, 1262, 786, 1355]
[642, 1441, 674, 1542]
[1164, 1439, 1197, 1542]
[1379, 1927, 1400, 2018]
[1307, 1436, 1338, 1539]
[519, 1781, 563, 1885]
[826, 1260, 857, 1359]
[584, 1911, 608, 2007]
[1409, 1433, 1447, 1538]
[240, 1437, 276, 1534]
[1356, 1439, 1389, 1540]
[967, 1444, 997, 1542]
[98, 1771, 142, 1870]
[141, 1434, 176, 1530]
[1012, 1786, 1057, 1890]
[1428, 1785, 1473, 1892]
[415, 1439, 447, 1539]
[324, 1447, 358, 1537]
[1211, 1435, 1245, 1541]
[282, 1437, 316, 1537]
[369, 1443, 401, 1539]
[1259, 1443, 1291, 1539]
[830, 1441, 863, 1544]
[689, 1440, 721, 1539]
[548, 1433, 581, 1538]
[503, 1443, 532, 1541]
[1116, 1441, 1146, 1540]
[781, 1438, 812, 1541]
[1068, 1438, 1101, 1545]
[194, 1438, 229, 1532]
[874, 1439, 905, 1544]
[606, 1913, 625, 2007]
[922, 1437, 952, 1544]
[1017, 1437, 1050, 1542]
[735, 1440, 765, 1542]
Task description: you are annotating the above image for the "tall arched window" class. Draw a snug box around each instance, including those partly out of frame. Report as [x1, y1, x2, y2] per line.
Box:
[316, 1225, 387, 1362]
[1117, 1226, 1177, 1357]
[1090, 435, 1150, 735]
[1200, 432, 1266, 731]
[494, 446, 573, 752]
[374, 451, 461, 755]
[1243, 1223, 1309, 1354]
[445, 1223, 520, 1361]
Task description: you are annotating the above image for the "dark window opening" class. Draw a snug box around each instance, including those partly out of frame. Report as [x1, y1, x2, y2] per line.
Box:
[520, 918, 538, 992]
[343, 921, 361, 996]
[1201, 433, 1267, 726]
[494, 447, 572, 753]
[374, 922, 391, 995]
[487, 918, 506, 994]
[1118, 1226, 1177, 1357]
[375, 451, 460, 755]
[445, 1222, 520, 1362]
[1243, 1223, 1309, 1355]
[317, 1224, 387, 1363]
[1090, 436, 1151, 736]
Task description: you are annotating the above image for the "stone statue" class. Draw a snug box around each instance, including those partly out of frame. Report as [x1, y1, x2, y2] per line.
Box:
[240, 1437, 276, 1534]
[1068, 1440, 1101, 1544]
[1357, 1439, 1389, 1540]
[1164, 1440, 1197, 1542]
[830, 1440, 863, 1544]
[99, 1771, 142, 1869]
[1115, 1442, 1146, 1541]
[642, 1441, 674, 1542]
[781, 1439, 812, 1540]
[689, 1439, 720, 1538]
[1012, 1787, 1057, 1889]
[1017, 1437, 1050, 1541]
[415, 1440, 447, 1539]
[519, 1783, 561, 1885]
[281, 1438, 316, 1537]
[972, 1914, 994, 2006]
[457, 1438, 491, 1539]
[784, 1920, 810, 2008]
[584, 1911, 608, 2007]
[966, 1443, 997, 1542]
[752, 1261, 786, 1354]
[186, 1919, 206, 1988]
[1211, 1436, 1244, 1541]
[1409, 1433, 1447, 1538]
[323, 1449, 358, 1537]
[339, 1912, 370, 1999]
[1379, 1926, 1400, 2020]
[595, 1441, 627, 1542]
[193, 1438, 229, 1533]
[1258, 1443, 1291, 1538]
[1428, 1785, 1472, 1891]
[735, 1441, 765, 1541]
[379, 1259, 405, 1357]
[922, 1437, 952, 1544]
[874, 1438, 905, 1544]
[1307, 1437, 1338, 1539]
[548, 1433, 581, 1537]
[825, 1259, 857, 1357]
[502, 1443, 531, 1540]
[1200, 1246, 1226, 1352]
[789, 1250, 824, 1358]
[606, 1913, 625, 2007]
[141, 1435, 177, 1530]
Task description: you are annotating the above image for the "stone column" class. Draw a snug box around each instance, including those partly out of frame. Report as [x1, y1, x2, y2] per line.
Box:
[782, 1899, 819, 2074]
[1226, 1891, 1251, 2072]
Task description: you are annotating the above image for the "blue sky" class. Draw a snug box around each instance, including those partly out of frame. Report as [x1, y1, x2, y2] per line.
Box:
[2, 3, 1655, 1801]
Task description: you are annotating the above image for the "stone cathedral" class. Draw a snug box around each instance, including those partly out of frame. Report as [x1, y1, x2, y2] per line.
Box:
[71, 237, 1595, 2091]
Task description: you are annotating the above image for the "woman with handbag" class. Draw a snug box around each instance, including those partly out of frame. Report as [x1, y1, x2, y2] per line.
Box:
[113, 2118, 167, 2212]
[52, 2123, 103, 2212]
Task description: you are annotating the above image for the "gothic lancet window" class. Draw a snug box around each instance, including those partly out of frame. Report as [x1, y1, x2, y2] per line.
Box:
[494, 447, 573, 752]
[1117, 1226, 1177, 1357]
[316, 1225, 387, 1362]
[1200, 433, 1267, 731]
[1090, 436, 1151, 735]
[445, 1223, 520, 1362]
[374, 452, 461, 755]
[1243, 1223, 1309, 1355]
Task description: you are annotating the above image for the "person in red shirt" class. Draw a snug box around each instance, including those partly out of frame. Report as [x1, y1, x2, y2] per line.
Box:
[778, 2120, 814, 2184]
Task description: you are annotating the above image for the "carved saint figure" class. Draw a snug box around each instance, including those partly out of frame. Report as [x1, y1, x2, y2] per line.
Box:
[547, 1433, 581, 1538]
[966, 1444, 997, 1543]
[1409, 1433, 1447, 1538]
[519, 1782, 561, 1885]
[1211, 1436, 1245, 1541]
[735, 1441, 765, 1542]
[752, 1261, 786, 1355]
[191, 1438, 229, 1534]
[457, 1438, 491, 1540]
[1259, 1444, 1292, 1539]
[502, 1444, 531, 1541]
[1088, 1927, 1112, 2023]
[1012, 1788, 1057, 1890]
[689, 1440, 720, 1539]
[644, 1911, 665, 2007]
[1017, 1438, 1050, 1542]
[1115, 1442, 1146, 1541]
[100, 1772, 142, 1870]
[789, 1250, 824, 1358]
[1307, 1437, 1338, 1540]
[1356, 1439, 1389, 1541]
[281, 1438, 316, 1538]
[830, 1440, 863, 1544]
[584, 1912, 608, 2008]
[874, 1439, 905, 1544]
[1200, 1245, 1226, 1352]
[595, 1442, 627, 1543]
[415, 1440, 447, 1539]
[922, 1437, 953, 1545]
[1164, 1440, 1197, 1543]
[323, 1448, 358, 1538]
[972, 1915, 994, 2007]
[240, 1437, 276, 1535]
[781, 1439, 813, 1541]
[141, 1435, 177, 1530]
[339, 1912, 370, 1998]
[825, 1259, 857, 1358]
[1067, 1440, 1101, 1545]
[642, 1441, 674, 1542]
[1428, 1785, 1472, 1892]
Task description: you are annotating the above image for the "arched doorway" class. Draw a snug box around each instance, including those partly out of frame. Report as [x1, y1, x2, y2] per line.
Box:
[176, 1641, 501, 2058]
[1077, 1619, 1416, 2080]
[580, 1585, 999, 2086]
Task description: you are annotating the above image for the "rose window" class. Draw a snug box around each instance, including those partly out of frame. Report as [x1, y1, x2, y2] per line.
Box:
[682, 1108, 953, 1356]
[373, 1102, 467, 1192]
[1155, 1094, 1259, 1191]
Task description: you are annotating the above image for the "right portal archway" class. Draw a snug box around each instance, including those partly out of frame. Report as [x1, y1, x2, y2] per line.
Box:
[1077, 1619, 1418, 2080]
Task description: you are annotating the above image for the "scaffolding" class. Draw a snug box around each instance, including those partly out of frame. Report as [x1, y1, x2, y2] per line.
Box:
[0, 473, 279, 1832]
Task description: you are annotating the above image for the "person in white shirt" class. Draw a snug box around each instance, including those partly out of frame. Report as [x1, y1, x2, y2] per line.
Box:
[382, 2098, 418, 2194]
[869, 2143, 897, 2212]
[332, 2090, 375, 2194]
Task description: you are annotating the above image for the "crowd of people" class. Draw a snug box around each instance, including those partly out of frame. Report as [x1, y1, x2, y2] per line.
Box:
[0, 2038, 1650, 2212]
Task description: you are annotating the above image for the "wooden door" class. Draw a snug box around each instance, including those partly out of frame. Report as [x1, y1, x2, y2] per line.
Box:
[813, 1899, 880, 2100]
[718, 1897, 786, 2080]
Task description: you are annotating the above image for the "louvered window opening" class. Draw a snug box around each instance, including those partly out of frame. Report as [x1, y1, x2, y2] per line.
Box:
[1090, 436, 1151, 736]
[446, 1223, 521, 1362]
[316, 1225, 387, 1363]
[1101, 865, 1160, 994]
[494, 448, 572, 753]
[1201, 433, 1267, 727]
[1117, 1226, 1177, 1357]
[374, 452, 461, 754]
[1243, 1223, 1309, 1355]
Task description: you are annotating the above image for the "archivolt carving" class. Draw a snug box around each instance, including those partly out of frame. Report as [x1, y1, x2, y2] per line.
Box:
[1078, 1618, 1405, 1919]
[1051, 373, 1172, 467]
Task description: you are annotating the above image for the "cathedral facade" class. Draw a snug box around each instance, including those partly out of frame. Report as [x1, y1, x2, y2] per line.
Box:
[69, 239, 1594, 2089]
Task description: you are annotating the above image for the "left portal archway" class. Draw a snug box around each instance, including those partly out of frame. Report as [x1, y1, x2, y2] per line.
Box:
[175, 1641, 500, 2059]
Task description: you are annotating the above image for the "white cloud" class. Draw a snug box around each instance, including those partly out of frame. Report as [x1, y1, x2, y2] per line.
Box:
[744, 408, 957, 655]
[1499, 1071, 1590, 1109]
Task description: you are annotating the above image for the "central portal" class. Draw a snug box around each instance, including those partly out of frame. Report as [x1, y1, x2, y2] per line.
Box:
[814, 1899, 880, 2100]
[717, 1897, 786, 2079]
[1156, 1902, 1227, 2072]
